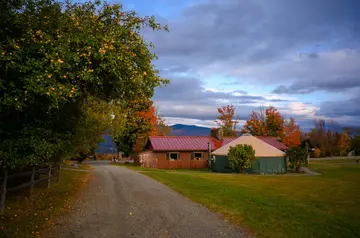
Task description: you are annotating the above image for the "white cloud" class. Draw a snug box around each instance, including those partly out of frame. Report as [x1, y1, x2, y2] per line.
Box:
[164, 116, 246, 128]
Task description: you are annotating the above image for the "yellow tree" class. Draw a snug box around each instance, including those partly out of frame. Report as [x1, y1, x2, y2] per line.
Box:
[339, 131, 351, 156]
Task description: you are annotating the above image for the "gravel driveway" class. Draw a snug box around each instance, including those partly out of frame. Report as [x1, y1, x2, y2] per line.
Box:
[46, 164, 249, 238]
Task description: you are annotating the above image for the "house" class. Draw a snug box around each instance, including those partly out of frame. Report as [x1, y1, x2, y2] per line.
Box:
[211, 134, 287, 174]
[140, 134, 288, 170]
[140, 136, 234, 169]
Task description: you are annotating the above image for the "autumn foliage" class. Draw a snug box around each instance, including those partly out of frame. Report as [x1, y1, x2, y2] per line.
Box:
[132, 104, 172, 154]
[282, 118, 301, 148]
[339, 131, 351, 156]
[136, 105, 157, 136]
[216, 105, 239, 136]
[242, 106, 283, 137]
[242, 106, 301, 147]
[313, 148, 321, 158]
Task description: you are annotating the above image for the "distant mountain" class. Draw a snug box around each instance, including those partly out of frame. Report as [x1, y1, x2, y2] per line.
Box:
[170, 124, 211, 136]
[170, 124, 243, 136]
[96, 133, 117, 153]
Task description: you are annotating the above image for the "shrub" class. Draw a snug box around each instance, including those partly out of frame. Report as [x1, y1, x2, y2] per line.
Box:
[227, 144, 256, 173]
[313, 148, 321, 158]
[286, 147, 308, 173]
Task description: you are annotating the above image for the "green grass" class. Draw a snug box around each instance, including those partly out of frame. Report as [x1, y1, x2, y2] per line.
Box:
[136, 161, 360, 237]
[0, 170, 92, 238]
[310, 158, 359, 164]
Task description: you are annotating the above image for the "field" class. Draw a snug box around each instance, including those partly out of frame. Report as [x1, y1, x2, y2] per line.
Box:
[0, 169, 92, 238]
[121, 160, 360, 237]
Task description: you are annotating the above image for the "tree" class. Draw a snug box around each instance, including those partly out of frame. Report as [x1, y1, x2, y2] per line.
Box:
[227, 144, 256, 173]
[265, 107, 284, 137]
[242, 106, 284, 138]
[313, 148, 321, 158]
[154, 109, 172, 136]
[113, 100, 156, 157]
[306, 119, 342, 157]
[216, 105, 239, 136]
[282, 118, 301, 148]
[69, 98, 114, 162]
[241, 109, 267, 136]
[339, 131, 351, 156]
[352, 130, 360, 155]
[286, 147, 308, 173]
[0, 0, 167, 168]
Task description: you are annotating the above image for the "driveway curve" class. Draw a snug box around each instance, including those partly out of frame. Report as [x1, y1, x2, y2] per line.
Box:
[46, 164, 248, 238]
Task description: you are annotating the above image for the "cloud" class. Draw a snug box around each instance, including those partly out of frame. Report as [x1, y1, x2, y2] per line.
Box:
[271, 50, 360, 94]
[153, 75, 320, 124]
[318, 95, 360, 120]
[149, 0, 359, 74]
[145, 0, 360, 128]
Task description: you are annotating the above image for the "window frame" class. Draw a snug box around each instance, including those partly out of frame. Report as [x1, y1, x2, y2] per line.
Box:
[168, 152, 180, 161]
[192, 152, 204, 160]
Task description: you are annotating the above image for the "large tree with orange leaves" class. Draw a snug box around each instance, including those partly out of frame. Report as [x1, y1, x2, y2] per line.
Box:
[282, 118, 301, 147]
[216, 105, 239, 136]
[242, 106, 284, 138]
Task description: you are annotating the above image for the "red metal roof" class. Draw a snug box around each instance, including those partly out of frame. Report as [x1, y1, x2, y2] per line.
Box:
[148, 136, 235, 151]
[148, 136, 288, 151]
[257, 137, 288, 150]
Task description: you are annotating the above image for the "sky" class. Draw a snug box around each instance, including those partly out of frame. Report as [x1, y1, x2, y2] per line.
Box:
[117, 0, 360, 130]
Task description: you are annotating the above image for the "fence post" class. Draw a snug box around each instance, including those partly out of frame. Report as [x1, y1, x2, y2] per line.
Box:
[29, 167, 36, 197]
[47, 165, 52, 188]
[0, 169, 7, 213]
[57, 164, 61, 183]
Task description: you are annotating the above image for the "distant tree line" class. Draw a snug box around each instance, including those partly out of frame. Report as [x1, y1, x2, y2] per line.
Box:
[215, 105, 359, 158]
[303, 119, 359, 157]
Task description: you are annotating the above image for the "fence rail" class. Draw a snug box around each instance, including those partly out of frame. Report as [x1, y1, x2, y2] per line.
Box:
[0, 164, 60, 213]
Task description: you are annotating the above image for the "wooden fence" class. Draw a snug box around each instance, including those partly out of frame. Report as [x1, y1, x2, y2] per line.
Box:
[0, 164, 60, 213]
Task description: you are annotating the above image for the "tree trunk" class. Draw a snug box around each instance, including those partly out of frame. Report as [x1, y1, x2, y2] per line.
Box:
[0, 169, 7, 213]
[295, 166, 301, 173]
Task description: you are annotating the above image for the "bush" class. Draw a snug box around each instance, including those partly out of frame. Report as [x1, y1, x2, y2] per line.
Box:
[313, 148, 321, 158]
[286, 147, 308, 173]
[228, 144, 256, 173]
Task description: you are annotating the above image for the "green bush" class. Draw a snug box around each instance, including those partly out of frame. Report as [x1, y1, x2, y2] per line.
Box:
[227, 144, 256, 173]
[286, 147, 308, 173]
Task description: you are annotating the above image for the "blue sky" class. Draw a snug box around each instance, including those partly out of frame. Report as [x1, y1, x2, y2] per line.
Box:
[117, 0, 360, 129]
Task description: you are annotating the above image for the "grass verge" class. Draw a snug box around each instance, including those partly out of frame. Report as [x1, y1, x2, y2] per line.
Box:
[137, 161, 360, 237]
[0, 170, 92, 238]
[62, 160, 93, 170]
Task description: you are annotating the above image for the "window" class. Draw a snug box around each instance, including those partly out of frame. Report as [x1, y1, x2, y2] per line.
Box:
[169, 152, 179, 160]
[192, 152, 203, 160]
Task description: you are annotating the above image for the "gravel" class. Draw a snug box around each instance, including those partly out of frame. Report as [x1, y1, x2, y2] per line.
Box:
[46, 164, 249, 238]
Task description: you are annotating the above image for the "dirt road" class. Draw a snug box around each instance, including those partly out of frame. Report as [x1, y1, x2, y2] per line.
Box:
[47, 164, 248, 238]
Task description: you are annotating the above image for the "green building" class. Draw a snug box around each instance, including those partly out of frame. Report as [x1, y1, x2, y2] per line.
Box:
[211, 134, 287, 174]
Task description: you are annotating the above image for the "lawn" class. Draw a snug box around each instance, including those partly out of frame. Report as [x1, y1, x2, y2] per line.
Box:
[132, 161, 360, 238]
[0, 169, 92, 238]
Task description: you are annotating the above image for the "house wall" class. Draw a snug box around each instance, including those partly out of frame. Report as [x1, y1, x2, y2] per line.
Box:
[140, 151, 210, 169]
